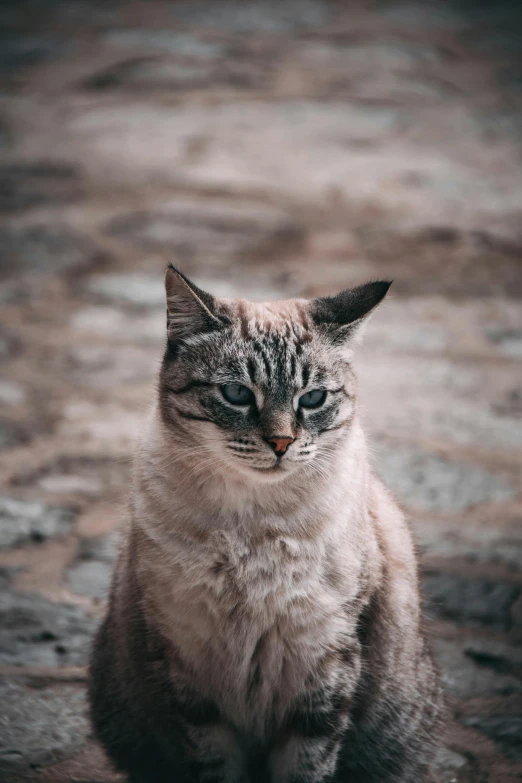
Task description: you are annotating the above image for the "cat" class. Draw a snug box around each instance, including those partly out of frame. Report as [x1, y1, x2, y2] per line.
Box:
[88, 265, 444, 783]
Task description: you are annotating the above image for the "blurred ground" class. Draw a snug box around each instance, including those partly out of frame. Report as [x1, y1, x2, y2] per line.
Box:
[0, 1, 521, 781]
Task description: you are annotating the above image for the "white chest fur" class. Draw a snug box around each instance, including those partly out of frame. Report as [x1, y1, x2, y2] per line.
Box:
[142, 526, 361, 736]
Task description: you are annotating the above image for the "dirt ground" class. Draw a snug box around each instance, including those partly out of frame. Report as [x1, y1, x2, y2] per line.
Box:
[0, 1, 521, 781]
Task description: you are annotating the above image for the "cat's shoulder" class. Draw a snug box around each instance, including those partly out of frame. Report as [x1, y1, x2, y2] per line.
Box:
[368, 473, 418, 573]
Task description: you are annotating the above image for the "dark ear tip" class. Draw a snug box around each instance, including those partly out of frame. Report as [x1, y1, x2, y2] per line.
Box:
[165, 264, 192, 289]
[369, 279, 392, 300]
[311, 279, 392, 328]
[357, 279, 392, 301]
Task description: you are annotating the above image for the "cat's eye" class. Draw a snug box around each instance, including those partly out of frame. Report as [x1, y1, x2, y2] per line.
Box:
[299, 389, 327, 409]
[221, 384, 255, 406]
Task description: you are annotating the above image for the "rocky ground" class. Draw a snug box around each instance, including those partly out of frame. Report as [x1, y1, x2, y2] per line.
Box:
[0, 1, 521, 781]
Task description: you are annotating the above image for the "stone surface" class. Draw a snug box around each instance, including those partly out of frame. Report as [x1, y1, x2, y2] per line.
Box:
[492, 388, 522, 420]
[358, 352, 522, 451]
[378, 2, 464, 30]
[0, 381, 27, 406]
[85, 56, 269, 92]
[38, 474, 102, 496]
[10, 455, 127, 498]
[66, 343, 158, 389]
[0, 162, 82, 213]
[461, 715, 522, 761]
[0, 592, 97, 667]
[288, 39, 453, 104]
[423, 572, 520, 630]
[67, 533, 119, 599]
[431, 637, 522, 700]
[353, 227, 522, 298]
[0, 566, 17, 591]
[431, 746, 469, 781]
[60, 98, 522, 232]
[412, 518, 522, 571]
[103, 29, 223, 58]
[0, 226, 105, 278]
[0, 420, 27, 451]
[103, 199, 305, 266]
[57, 402, 143, 451]
[0, 329, 20, 360]
[71, 306, 164, 344]
[464, 638, 522, 676]
[0, 680, 90, 773]
[171, 0, 329, 32]
[0, 497, 76, 550]
[0, 35, 68, 73]
[486, 328, 522, 359]
[85, 272, 164, 308]
[373, 443, 515, 512]
[381, 398, 522, 452]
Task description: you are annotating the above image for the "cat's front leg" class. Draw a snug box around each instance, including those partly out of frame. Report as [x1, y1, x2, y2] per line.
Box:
[269, 689, 351, 783]
[181, 722, 247, 783]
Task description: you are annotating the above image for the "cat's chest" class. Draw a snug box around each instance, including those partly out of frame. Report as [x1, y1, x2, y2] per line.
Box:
[154, 530, 360, 733]
[209, 531, 319, 608]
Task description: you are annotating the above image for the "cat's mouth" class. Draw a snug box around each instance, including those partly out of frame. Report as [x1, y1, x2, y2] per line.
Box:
[229, 455, 300, 481]
[249, 460, 301, 480]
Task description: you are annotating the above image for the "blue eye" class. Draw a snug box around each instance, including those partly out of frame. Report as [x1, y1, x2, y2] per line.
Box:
[221, 384, 254, 406]
[299, 389, 327, 409]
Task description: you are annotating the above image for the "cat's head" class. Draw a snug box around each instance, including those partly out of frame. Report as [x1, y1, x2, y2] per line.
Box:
[159, 266, 390, 483]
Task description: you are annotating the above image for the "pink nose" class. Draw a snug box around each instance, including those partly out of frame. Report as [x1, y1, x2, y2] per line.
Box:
[267, 436, 294, 455]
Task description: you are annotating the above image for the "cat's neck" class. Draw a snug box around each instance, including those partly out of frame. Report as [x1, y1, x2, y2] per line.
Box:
[132, 404, 371, 542]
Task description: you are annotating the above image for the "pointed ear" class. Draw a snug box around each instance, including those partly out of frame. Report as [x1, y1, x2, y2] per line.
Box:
[165, 265, 225, 341]
[311, 281, 391, 346]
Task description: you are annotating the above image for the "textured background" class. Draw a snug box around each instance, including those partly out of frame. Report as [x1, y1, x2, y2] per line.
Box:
[0, 1, 521, 781]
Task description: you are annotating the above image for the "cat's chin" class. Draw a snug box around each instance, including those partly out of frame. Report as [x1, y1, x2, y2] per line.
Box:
[232, 461, 296, 483]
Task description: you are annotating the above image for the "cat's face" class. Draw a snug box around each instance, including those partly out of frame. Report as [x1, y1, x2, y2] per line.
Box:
[160, 269, 390, 483]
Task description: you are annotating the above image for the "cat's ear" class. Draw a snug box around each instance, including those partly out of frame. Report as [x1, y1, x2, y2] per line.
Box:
[310, 281, 391, 348]
[165, 265, 226, 341]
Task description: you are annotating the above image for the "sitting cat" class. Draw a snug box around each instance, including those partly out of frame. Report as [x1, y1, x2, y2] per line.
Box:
[89, 266, 444, 782]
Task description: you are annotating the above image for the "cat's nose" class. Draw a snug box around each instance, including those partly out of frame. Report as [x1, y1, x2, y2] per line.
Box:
[266, 436, 295, 456]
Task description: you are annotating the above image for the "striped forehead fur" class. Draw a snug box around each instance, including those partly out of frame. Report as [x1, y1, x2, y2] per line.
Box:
[172, 297, 330, 393]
